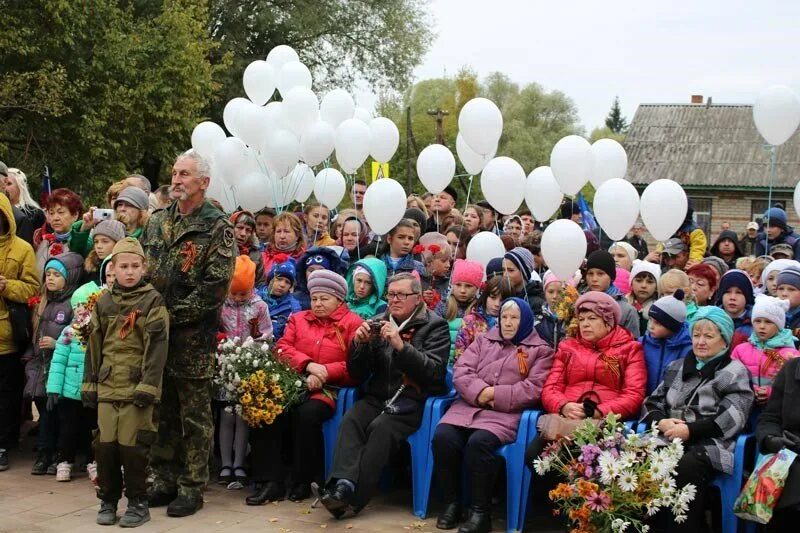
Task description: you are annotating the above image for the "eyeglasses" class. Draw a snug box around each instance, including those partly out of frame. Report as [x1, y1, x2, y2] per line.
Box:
[386, 292, 417, 301]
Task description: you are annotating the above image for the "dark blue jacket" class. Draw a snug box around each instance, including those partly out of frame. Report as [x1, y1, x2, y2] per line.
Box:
[262, 292, 301, 340]
[381, 253, 426, 280]
[755, 228, 800, 258]
[640, 322, 693, 395]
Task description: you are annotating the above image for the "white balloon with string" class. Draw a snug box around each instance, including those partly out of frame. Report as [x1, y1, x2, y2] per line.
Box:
[213, 137, 253, 186]
[300, 120, 335, 166]
[353, 107, 373, 124]
[314, 168, 346, 208]
[282, 87, 319, 138]
[206, 169, 236, 213]
[363, 178, 406, 235]
[417, 144, 455, 194]
[235, 102, 272, 149]
[369, 117, 400, 163]
[458, 97, 503, 155]
[640, 179, 688, 241]
[263, 129, 300, 178]
[456, 133, 495, 175]
[480, 156, 525, 215]
[191, 121, 226, 160]
[550, 135, 592, 196]
[233, 172, 273, 212]
[525, 166, 563, 221]
[320, 89, 356, 128]
[593, 178, 640, 241]
[753, 85, 800, 146]
[266, 45, 299, 69]
[293, 163, 316, 203]
[590, 138, 628, 187]
[541, 220, 587, 281]
[243, 60, 276, 105]
[466, 231, 506, 269]
[222, 97, 249, 137]
[335, 118, 371, 174]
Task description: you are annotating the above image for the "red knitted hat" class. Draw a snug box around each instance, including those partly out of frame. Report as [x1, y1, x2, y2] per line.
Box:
[451, 259, 484, 288]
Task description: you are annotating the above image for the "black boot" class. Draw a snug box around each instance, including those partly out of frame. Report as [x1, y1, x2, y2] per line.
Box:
[119, 497, 150, 528]
[31, 452, 50, 475]
[166, 493, 203, 517]
[435, 467, 462, 530]
[458, 471, 494, 533]
[245, 481, 285, 505]
[319, 480, 354, 519]
[288, 482, 311, 502]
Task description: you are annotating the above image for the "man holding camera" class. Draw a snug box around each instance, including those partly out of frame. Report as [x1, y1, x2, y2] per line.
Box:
[315, 272, 450, 518]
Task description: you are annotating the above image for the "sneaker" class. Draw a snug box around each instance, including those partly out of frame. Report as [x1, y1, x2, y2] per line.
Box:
[96, 501, 117, 526]
[31, 453, 50, 475]
[87, 461, 99, 491]
[56, 461, 72, 482]
[46, 460, 58, 475]
[0, 449, 8, 471]
[119, 498, 150, 528]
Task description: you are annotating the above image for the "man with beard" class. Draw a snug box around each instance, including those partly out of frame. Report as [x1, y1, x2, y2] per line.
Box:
[143, 150, 235, 517]
[113, 187, 150, 239]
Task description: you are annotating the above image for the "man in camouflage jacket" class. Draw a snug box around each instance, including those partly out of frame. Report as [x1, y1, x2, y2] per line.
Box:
[142, 150, 235, 517]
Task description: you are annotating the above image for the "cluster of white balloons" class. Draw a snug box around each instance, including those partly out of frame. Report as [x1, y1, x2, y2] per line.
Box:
[190, 44, 405, 233]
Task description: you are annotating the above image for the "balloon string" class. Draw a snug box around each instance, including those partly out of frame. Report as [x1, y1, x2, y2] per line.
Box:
[766, 144, 776, 256]
[445, 175, 474, 295]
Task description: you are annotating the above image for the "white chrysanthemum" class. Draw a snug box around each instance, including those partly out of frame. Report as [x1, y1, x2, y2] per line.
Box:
[252, 360, 259, 367]
[646, 500, 661, 516]
[271, 374, 279, 382]
[650, 462, 668, 481]
[226, 383, 235, 392]
[611, 518, 629, 532]
[532, 457, 552, 476]
[261, 343, 270, 352]
[294, 380, 303, 387]
[618, 451, 637, 470]
[265, 361, 273, 368]
[641, 525, 650, 532]
[678, 484, 697, 505]
[618, 470, 638, 492]
[659, 476, 677, 498]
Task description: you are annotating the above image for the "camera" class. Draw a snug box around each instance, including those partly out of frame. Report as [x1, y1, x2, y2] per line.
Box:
[368, 320, 383, 336]
[93, 208, 115, 222]
[582, 398, 598, 419]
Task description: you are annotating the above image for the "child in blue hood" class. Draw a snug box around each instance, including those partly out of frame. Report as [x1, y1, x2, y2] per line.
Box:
[261, 260, 301, 341]
[715, 269, 754, 350]
[641, 289, 693, 394]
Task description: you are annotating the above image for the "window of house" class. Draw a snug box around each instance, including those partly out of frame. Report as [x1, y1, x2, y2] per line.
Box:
[751, 198, 789, 223]
[690, 197, 712, 238]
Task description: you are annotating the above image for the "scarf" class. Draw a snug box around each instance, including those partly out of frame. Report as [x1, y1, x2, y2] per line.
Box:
[696, 347, 729, 370]
[274, 239, 298, 253]
[605, 284, 621, 297]
[748, 328, 798, 350]
[55, 230, 71, 243]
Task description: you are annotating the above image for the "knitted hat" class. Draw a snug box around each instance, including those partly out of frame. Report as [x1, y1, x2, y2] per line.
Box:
[504, 247, 536, 281]
[44, 259, 68, 279]
[761, 259, 800, 287]
[307, 269, 347, 301]
[764, 207, 788, 230]
[231, 255, 256, 293]
[543, 269, 580, 289]
[111, 237, 145, 258]
[304, 251, 332, 271]
[714, 269, 754, 306]
[613, 267, 631, 295]
[486, 257, 504, 280]
[575, 291, 621, 328]
[777, 266, 800, 291]
[609, 242, 637, 265]
[268, 259, 297, 284]
[752, 294, 790, 330]
[113, 186, 150, 211]
[691, 306, 735, 347]
[631, 260, 661, 283]
[71, 281, 101, 310]
[451, 259, 483, 288]
[649, 289, 687, 332]
[702, 256, 730, 278]
[403, 208, 427, 230]
[585, 250, 617, 281]
[686, 263, 720, 290]
[92, 219, 126, 242]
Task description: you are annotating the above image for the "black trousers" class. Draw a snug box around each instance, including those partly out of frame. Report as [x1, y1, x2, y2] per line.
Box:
[329, 395, 424, 508]
[649, 446, 716, 532]
[249, 398, 333, 484]
[0, 354, 22, 450]
[432, 423, 502, 504]
[33, 396, 57, 456]
[56, 398, 92, 463]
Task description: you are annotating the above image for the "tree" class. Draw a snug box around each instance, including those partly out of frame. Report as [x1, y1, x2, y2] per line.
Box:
[590, 126, 626, 143]
[208, 0, 433, 121]
[0, 0, 222, 201]
[604, 96, 628, 134]
[482, 72, 519, 112]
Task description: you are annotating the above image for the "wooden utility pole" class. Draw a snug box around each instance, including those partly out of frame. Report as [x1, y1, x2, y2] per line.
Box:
[427, 108, 450, 145]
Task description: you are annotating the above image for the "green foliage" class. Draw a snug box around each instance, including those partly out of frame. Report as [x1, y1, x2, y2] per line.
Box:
[590, 126, 626, 144]
[0, 0, 221, 202]
[604, 96, 628, 134]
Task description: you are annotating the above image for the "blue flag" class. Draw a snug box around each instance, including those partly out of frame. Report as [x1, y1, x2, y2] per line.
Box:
[576, 193, 598, 232]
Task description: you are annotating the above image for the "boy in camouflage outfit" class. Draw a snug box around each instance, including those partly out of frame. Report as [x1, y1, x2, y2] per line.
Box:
[82, 238, 169, 527]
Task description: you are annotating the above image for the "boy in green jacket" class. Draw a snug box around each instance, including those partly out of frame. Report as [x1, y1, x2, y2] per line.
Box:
[82, 238, 169, 527]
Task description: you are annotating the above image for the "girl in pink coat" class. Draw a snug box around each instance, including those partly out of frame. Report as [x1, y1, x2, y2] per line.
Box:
[431, 297, 554, 532]
[732, 294, 799, 405]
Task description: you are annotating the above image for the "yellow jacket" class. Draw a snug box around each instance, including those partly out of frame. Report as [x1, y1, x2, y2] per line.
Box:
[0, 195, 41, 355]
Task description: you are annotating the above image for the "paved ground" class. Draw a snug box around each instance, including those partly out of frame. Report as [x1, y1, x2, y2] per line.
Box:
[0, 449, 563, 533]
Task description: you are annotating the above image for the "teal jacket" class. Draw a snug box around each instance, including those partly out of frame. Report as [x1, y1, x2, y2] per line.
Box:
[345, 257, 388, 320]
[45, 326, 86, 401]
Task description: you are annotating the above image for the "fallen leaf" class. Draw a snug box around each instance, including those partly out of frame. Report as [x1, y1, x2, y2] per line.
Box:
[345, 525, 354, 529]
[319, 526, 327, 529]
[269, 518, 279, 522]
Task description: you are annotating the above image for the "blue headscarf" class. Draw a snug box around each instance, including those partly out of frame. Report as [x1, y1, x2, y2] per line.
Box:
[690, 305, 735, 370]
[500, 296, 534, 344]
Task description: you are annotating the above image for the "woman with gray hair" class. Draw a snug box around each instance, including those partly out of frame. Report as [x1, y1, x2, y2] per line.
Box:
[3, 168, 46, 243]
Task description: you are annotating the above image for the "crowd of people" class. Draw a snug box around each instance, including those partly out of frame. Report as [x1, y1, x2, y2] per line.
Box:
[1, 153, 800, 532]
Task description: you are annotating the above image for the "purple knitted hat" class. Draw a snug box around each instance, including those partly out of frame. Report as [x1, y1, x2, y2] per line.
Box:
[307, 269, 348, 301]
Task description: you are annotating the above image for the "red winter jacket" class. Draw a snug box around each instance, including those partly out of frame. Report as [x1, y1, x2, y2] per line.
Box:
[276, 302, 363, 409]
[541, 326, 646, 421]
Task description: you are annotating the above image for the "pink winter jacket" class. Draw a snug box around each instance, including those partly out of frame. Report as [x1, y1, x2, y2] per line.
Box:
[220, 294, 273, 342]
[731, 342, 800, 398]
[439, 327, 555, 443]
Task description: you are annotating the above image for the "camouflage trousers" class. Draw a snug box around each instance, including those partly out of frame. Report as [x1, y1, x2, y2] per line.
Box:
[149, 374, 212, 498]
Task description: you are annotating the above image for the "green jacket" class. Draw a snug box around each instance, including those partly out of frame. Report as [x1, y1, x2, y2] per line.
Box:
[345, 257, 388, 320]
[141, 200, 235, 378]
[83, 280, 170, 402]
[71, 225, 143, 258]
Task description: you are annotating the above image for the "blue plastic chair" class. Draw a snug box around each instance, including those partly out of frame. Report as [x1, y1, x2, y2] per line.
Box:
[711, 431, 755, 533]
[496, 409, 541, 533]
[322, 386, 357, 479]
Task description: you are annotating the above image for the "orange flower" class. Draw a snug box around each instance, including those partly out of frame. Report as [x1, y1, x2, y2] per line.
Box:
[549, 483, 575, 501]
[576, 479, 599, 498]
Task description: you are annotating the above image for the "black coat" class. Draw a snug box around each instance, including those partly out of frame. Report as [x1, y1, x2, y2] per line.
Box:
[348, 304, 450, 403]
[757, 357, 800, 509]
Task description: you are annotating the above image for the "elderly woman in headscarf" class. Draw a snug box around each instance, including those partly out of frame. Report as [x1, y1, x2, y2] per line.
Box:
[432, 297, 554, 533]
[336, 215, 370, 265]
[609, 241, 638, 271]
[641, 306, 754, 532]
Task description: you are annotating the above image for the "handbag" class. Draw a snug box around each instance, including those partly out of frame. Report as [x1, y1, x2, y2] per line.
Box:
[536, 413, 601, 441]
[734, 448, 798, 524]
[5, 298, 32, 350]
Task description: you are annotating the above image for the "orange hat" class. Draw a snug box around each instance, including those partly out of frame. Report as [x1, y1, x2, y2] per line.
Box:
[231, 255, 256, 293]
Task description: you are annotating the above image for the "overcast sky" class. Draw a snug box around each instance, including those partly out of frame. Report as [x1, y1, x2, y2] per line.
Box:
[413, 0, 800, 131]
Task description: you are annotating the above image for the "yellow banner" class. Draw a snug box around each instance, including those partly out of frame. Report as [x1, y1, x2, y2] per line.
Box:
[371, 162, 389, 181]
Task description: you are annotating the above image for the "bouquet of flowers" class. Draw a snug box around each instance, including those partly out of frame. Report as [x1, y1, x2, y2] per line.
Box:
[532, 414, 696, 533]
[554, 284, 580, 337]
[214, 335, 305, 427]
[73, 290, 105, 346]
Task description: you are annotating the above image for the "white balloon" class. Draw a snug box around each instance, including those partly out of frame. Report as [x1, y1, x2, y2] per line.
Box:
[590, 138, 628, 187]
[458, 98, 503, 156]
[456, 133, 495, 176]
[235, 102, 271, 149]
[640, 179, 688, 241]
[480, 156, 525, 215]
[300, 120, 335, 166]
[263, 171, 297, 208]
[263, 129, 300, 178]
[541, 220, 587, 281]
[243, 60, 276, 106]
[369, 117, 400, 163]
[320, 89, 356, 128]
[282, 87, 319, 137]
[753, 85, 800, 146]
[550, 135, 592, 196]
[525, 166, 563, 221]
[259, 101, 289, 148]
[314, 168, 346, 208]
[266, 45, 299, 69]
[234, 172, 274, 212]
[213, 137, 252, 186]
[593, 178, 640, 241]
[293, 163, 316, 202]
[206, 172, 236, 213]
[277, 61, 313, 97]
[335, 118, 371, 174]
[353, 107, 373, 124]
[191, 122, 226, 160]
[466, 232, 506, 268]
[363, 178, 407, 235]
[222, 97, 249, 137]
[417, 144, 455, 194]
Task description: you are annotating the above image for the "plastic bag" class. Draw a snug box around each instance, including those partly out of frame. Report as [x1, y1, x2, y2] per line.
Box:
[734, 448, 798, 524]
